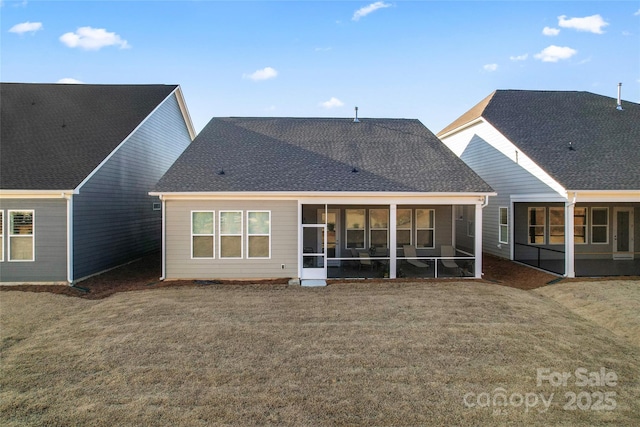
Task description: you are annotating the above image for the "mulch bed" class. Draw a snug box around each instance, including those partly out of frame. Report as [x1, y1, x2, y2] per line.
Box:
[2, 252, 630, 300]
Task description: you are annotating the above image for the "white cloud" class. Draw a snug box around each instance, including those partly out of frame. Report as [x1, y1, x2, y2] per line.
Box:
[243, 67, 278, 81]
[534, 45, 578, 62]
[60, 26, 130, 50]
[8, 21, 42, 34]
[558, 14, 609, 34]
[352, 2, 391, 21]
[320, 97, 344, 109]
[483, 63, 498, 72]
[634, 9, 640, 16]
[509, 53, 528, 61]
[57, 78, 83, 84]
[542, 26, 560, 36]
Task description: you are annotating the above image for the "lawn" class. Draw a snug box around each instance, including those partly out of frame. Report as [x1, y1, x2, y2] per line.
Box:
[1, 280, 639, 426]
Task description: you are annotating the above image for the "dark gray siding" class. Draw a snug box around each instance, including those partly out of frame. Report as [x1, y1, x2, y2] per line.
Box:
[73, 93, 191, 280]
[0, 199, 67, 282]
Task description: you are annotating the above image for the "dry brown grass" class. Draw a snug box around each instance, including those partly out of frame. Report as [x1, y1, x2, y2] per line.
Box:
[1, 282, 639, 426]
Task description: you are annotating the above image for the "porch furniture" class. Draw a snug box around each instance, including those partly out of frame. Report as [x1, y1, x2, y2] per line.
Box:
[359, 252, 375, 271]
[441, 245, 462, 276]
[403, 245, 429, 269]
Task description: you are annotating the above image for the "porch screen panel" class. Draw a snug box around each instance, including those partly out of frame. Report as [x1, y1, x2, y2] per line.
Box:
[528, 207, 545, 244]
[346, 209, 365, 249]
[396, 209, 412, 248]
[220, 211, 243, 258]
[369, 209, 388, 248]
[416, 209, 434, 248]
[549, 207, 564, 244]
[9, 210, 34, 261]
[192, 211, 214, 258]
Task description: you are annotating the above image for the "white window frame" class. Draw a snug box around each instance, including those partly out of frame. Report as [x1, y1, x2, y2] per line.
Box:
[396, 208, 412, 249]
[247, 210, 271, 259]
[0, 210, 4, 262]
[574, 207, 588, 245]
[219, 210, 243, 259]
[549, 207, 565, 245]
[591, 207, 609, 245]
[369, 208, 389, 249]
[191, 211, 215, 259]
[499, 207, 508, 244]
[415, 208, 435, 249]
[528, 207, 546, 245]
[345, 208, 366, 250]
[8, 209, 35, 262]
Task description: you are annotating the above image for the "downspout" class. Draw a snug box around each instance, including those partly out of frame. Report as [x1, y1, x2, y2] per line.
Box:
[65, 193, 74, 285]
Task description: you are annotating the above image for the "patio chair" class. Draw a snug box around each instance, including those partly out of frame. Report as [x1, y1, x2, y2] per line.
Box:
[403, 245, 429, 269]
[441, 245, 462, 276]
[359, 251, 375, 271]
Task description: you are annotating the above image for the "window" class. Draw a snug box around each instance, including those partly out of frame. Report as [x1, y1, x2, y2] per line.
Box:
[416, 209, 435, 248]
[455, 205, 464, 221]
[0, 211, 3, 262]
[499, 207, 508, 244]
[549, 207, 565, 244]
[247, 211, 270, 258]
[574, 208, 587, 244]
[8, 210, 34, 261]
[219, 211, 243, 258]
[192, 211, 214, 258]
[396, 209, 412, 248]
[467, 220, 475, 237]
[346, 209, 365, 249]
[528, 207, 545, 244]
[369, 209, 388, 248]
[152, 202, 161, 211]
[591, 208, 608, 244]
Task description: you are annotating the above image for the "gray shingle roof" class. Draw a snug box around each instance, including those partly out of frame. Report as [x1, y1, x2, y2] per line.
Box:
[439, 90, 640, 191]
[1, 83, 177, 190]
[154, 117, 492, 193]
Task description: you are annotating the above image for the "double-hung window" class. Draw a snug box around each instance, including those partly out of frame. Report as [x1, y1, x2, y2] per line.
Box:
[346, 209, 365, 249]
[528, 207, 545, 244]
[192, 211, 214, 258]
[415, 209, 435, 248]
[574, 208, 587, 244]
[369, 209, 389, 248]
[8, 210, 34, 261]
[591, 208, 608, 244]
[396, 209, 412, 248]
[220, 211, 243, 258]
[247, 211, 270, 258]
[499, 207, 508, 244]
[549, 207, 565, 244]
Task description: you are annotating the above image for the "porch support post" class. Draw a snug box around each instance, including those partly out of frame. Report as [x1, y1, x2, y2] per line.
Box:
[565, 199, 575, 278]
[297, 201, 303, 280]
[389, 204, 397, 278]
[474, 202, 483, 278]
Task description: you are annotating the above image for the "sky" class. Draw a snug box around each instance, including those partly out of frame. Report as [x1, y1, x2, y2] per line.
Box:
[2, 1, 639, 134]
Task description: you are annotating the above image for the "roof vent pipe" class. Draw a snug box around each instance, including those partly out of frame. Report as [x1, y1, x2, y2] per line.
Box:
[617, 83, 623, 111]
[354, 106, 360, 123]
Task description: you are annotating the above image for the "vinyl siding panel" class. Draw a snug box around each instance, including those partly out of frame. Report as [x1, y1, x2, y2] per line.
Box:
[0, 199, 67, 282]
[165, 200, 298, 279]
[73, 93, 191, 280]
[441, 122, 561, 258]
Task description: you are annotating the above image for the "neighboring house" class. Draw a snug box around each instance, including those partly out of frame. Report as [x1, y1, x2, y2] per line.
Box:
[438, 89, 640, 277]
[0, 83, 195, 284]
[151, 116, 494, 284]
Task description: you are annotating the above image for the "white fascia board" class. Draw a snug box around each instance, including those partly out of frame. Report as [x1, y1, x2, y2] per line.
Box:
[571, 190, 640, 203]
[149, 191, 495, 205]
[0, 190, 76, 198]
[437, 117, 484, 140]
[174, 85, 196, 140]
[74, 88, 188, 193]
[510, 193, 568, 203]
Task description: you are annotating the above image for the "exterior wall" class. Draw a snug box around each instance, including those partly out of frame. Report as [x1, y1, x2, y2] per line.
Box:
[454, 205, 475, 254]
[0, 198, 67, 283]
[165, 199, 298, 279]
[441, 123, 562, 259]
[73, 93, 191, 280]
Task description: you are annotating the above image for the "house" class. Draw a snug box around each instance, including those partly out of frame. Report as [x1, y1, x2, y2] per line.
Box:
[438, 88, 640, 277]
[151, 116, 494, 284]
[0, 83, 195, 284]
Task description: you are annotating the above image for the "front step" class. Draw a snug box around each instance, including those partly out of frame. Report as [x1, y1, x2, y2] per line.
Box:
[300, 279, 327, 287]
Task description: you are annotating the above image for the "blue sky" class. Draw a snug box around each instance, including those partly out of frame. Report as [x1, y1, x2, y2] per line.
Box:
[2, 1, 639, 133]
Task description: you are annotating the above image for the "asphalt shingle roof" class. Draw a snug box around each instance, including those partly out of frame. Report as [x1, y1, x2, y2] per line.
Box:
[439, 90, 640, 191]
[154, 117, 492, 193]
[1, 83, 177, 190]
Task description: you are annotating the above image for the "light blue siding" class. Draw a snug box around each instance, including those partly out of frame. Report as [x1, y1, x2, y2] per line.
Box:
[73, 93, 191, 280]
[0, 199, 67, 283]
